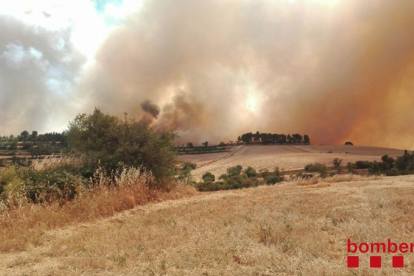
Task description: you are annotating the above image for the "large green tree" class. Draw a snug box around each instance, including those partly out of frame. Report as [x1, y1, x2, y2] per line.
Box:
[66, 108, 177, 181]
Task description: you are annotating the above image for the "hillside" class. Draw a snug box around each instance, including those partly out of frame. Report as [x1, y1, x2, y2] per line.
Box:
[1, 175, 414, 275]
[180, 145, 405, 181]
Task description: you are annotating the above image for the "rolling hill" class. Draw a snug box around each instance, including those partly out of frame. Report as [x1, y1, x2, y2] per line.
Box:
[180, 145, 405, 181]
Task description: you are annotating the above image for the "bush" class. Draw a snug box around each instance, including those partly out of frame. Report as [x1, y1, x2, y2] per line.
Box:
[23, 167, 87, 203]
[66, 108, 177, 183]
[346, 162, 356, 173]
[385, 168, 400, 176]
[0, 165, 87, 204]
[196, 181, 221, 192]
[244, 166, 257, 178]
[0, 166, 25, 202]
[368, 161, 381, 174]
[182, 162, 196, 171]
[332, 158, 343, 169]
[295, 172, 314, 179]
[218, 174, 228, 181]
[355, 161, 372, 169]
[266, 176, 282, 184]
[223, 175, 259, 190]
[259, 168, 270, 178]
[202, 172, 215, 182]
[226, 165, 243, 177]
[304, 163, 328, 177]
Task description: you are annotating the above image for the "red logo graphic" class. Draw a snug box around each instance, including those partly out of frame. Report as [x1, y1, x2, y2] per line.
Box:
[347, 239, 409, 268]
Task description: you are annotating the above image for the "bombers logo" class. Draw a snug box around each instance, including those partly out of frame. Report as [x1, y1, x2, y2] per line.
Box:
[347, 239, 412, 268]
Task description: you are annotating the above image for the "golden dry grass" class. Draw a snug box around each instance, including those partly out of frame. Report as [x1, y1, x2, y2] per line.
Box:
[2, 175, 414, 275]
[31, 155, 83, 171]
[0, 164, 197, 253]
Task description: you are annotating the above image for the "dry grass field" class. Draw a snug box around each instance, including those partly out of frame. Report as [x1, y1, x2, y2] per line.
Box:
[1, 174, 414, 275]
[181, 145, 405, 181]
[1, 145, 413, 275]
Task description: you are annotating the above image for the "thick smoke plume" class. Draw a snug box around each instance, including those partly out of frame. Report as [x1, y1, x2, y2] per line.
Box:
[82, 0, 414, 149]
[2, 0, 414, 149]
[0, 13, 85, 134]
[139, 100, 160, 124]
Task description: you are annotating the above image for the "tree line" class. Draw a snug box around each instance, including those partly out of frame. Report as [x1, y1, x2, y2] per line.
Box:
[0, 130, 67, 156]
[237, 131, 310, 145]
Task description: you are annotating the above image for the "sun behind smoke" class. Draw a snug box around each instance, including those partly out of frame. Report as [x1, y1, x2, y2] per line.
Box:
[246, 96, 257, 113]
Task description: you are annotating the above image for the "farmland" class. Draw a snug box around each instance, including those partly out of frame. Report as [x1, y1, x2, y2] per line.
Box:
[2, 172, 414, 275]
[180, 145, 405, 181]
[1, 144, 414, 275]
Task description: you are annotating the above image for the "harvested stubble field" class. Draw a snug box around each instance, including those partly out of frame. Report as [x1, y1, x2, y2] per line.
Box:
[181, 145, 405, 181]
[2, 174, 414, 275]
[1, 145, 413, 275]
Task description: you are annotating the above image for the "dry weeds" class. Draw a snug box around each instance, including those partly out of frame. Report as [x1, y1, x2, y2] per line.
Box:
[31, 154, 83, 171]
[0, 165, 196, 253]
[291, 173, 385, 186]
[2, 175, 414, 275]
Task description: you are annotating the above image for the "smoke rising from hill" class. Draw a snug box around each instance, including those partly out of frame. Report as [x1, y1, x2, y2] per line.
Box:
[2, 0, 414, 149]
[82, 0, 414, 148]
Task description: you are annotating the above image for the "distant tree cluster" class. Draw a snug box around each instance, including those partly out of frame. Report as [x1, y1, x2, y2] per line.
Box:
[0, 130, 67, 156]
[196, 165, 284, 192]
[176, 143, 227, 155]
[348, 150, 414, 176]
[237, 131, 310, 145]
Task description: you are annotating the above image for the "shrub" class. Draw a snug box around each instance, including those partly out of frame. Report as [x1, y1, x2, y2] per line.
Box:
[355, 161, 372, 169]
[66, 108, 177, 183]
[332, 158, 343, 169]
[368, 161, 381, 174]
[244, 166, 257, 178]
[223, 175, 259, 190]
[196, 181, 221, 192]
[346, 162, 356, 173]
[259, 168, 270, 178]
[385, 168, 400, 176]
[273, 167, 283, 177]
[202, 172, 215, 182]
[0, 166, 25, 203]
[304, 163, 328, 177]
[218, 174, 228, 181]
[295, 172, 314, 179]
[226, 165, 243, 177]
[266, 176, 282, 184]
[182, 162, 196, 171]
[23, 167, 87, 203]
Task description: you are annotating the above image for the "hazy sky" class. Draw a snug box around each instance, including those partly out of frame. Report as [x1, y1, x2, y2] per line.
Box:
[1, 0, 414, 149]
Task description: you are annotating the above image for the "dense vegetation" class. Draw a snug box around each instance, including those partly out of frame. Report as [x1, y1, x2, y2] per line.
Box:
[175, 144, 228, 155]
[237, 131, 310, 145]
[195, 165, 284, 192]
[348, 151, 414, 176]
[0, 108, 179, 207]
[66, 108, 177, 181]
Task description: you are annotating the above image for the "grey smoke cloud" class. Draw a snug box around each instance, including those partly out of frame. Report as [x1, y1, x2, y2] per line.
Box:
[140, 100, 160, 119]
[2, 0, 414, 149]
[0, 14, 85, 135]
